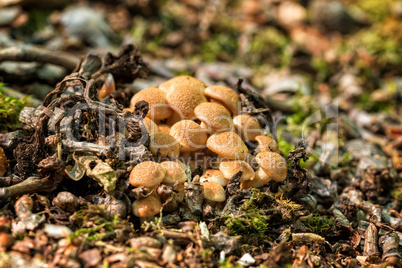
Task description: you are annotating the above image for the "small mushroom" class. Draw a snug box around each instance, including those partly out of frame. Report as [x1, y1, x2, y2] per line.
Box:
[255, 135, 280, 154]
[166, 84, 207, 119]
[129, 161, 166, 188]
[0, 233, 13, 248]
[166, 111, 182, 126]
[201, 181, 226, 202]
[233, 114, 261, 141]
[159, 76, 206, 95]
[132, 195, 162, 221]
[200, 170, 228, 186]
[255, 152, 288, 182]
[130, 87, 173, 120]
[204, 85, 239, 115]
[194, 102, 233, 132]
[158, 124, 171, 134]
[206, 132, 249, 160]
[161, 161, 188, 184]
[241, 168, 271, 189]
[170, 120, 208, 152]
[149, 132, 180, 158]
[98, 73, 116, 99]
[52, 192, 79, 213]
[142, 118, 159, 135]
[219, 160, 255, 182]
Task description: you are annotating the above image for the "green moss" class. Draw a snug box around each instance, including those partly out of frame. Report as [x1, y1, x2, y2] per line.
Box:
[346, 24, 402, 73]
[19, 9, 52, 36]
[391, 183, 402, 202]
[304, 214, 335, 236]
[201, 33, 238, 62]
[219, 260, 243, 268]
[224, 212, 270, 238]
[353, 0, 395, 22]
[247, 27, 290, 67]
[224, 189, 270, 241]
[69, 205, 126, 243]
[277, 136, 294, 158]
[0, 84, 28, 132]
[356, 91, 396, 113]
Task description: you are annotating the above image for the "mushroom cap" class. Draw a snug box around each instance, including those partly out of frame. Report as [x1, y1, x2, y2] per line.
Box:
[166, 111, 182, 126]
[159, 76, 206, 95]
[194, 102, 233, 131]
[200, 169, 228, 186]
[206, 131, 249, 160]
[233, 114, 261, 141]
[129, 161, 166, 188]
[241, 168, 270, 189]
[142, 117, 159, 135]
[219, 160, 255, 182]
[170, 120, 208, 152]
[199, 121, 214, 135]
[161, 161, 188, 184]
[166, 84, 207, 119]
[255, 152, 288, 182]
[158, 124, 171, 134]
[132, 195, 162, 218]
[201, 181, 226, 202]
[98, 73, 115, 99]
[204, 86, 239, 115]
[255, 136, 280, 154]
[130, 87, 173, 120]
[149, 132, 180, 158]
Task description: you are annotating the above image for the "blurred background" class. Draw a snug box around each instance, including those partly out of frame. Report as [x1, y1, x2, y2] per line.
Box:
[0, 0, 401, 167]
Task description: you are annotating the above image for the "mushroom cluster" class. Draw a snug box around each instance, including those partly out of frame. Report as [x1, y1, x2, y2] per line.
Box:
[121, 76, 287, 219]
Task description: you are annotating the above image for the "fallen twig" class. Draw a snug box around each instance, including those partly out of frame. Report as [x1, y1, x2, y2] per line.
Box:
[0, 45, 79, 71]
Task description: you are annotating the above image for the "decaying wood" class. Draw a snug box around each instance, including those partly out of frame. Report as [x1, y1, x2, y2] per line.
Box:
[363, 223, 381, 263]
[379, 232, 402, 262]
[0, 156, 64, 199]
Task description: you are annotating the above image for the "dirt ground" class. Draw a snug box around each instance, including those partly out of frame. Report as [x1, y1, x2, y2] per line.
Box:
[0, 0, 401, 267]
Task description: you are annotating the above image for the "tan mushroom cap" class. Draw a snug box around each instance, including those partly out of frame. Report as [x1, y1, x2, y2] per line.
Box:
[241, 168, 271, 189]
[132, 195, 162, 218]
[166, 84, 207, 119]
[158, 124, 171, 134]
[255, 152, 288, 182]
[129, 161, 166, 188]
[149, 132, 180, 158]
[219, 160, 255, 182]
[194, 102, 233, 131]
[233, 114, 261, 141]
[166, 111, 182, 126]
[204, 86, 239, 115]
[159, 76, 206, 95]
[142, 117, 159, 135]
[201, 181, 226, 202]
[255, 136, 280, 154]
[206, 132, 249, 160]
[200, 170, 228, 186]
[170, 120, 207, 152]
[130, 87, 173, 120]
[161, 161, 188, 184]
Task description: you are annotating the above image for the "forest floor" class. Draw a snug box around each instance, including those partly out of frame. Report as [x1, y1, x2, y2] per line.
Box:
[0, 0, 401, 267]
